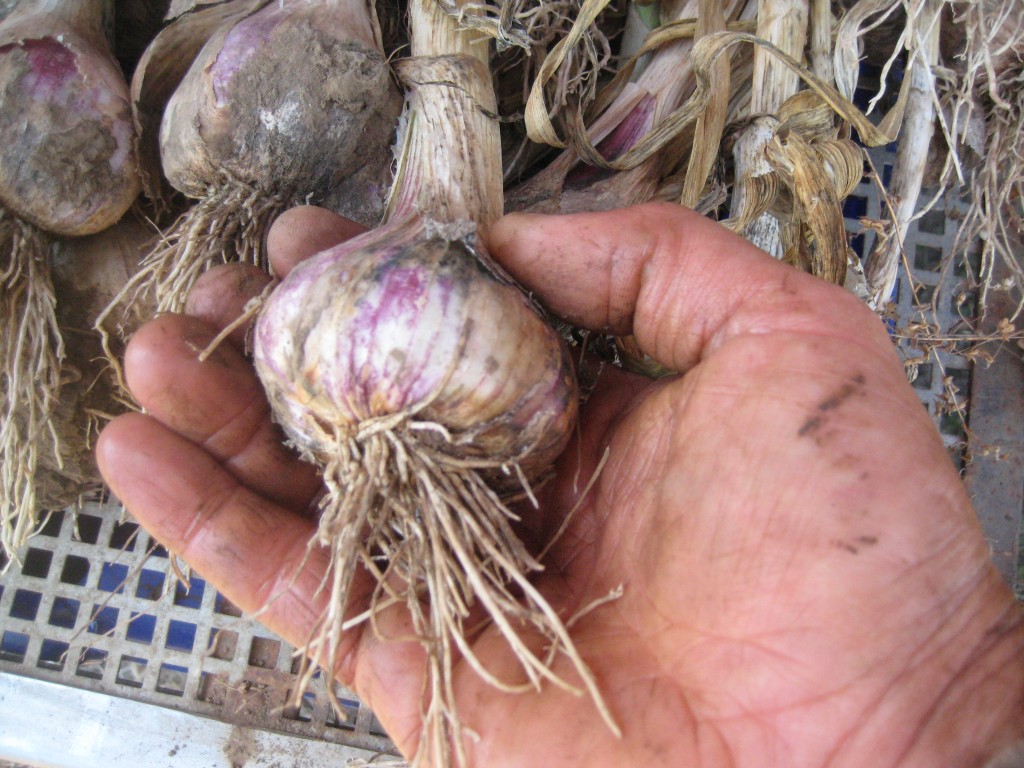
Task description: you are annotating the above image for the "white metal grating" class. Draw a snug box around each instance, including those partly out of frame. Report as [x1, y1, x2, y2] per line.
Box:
[0, 489, 397, 764]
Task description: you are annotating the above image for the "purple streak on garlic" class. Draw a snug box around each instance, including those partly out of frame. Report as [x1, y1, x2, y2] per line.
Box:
[14, 37, 77, 94]
[254, 228, 578, 485]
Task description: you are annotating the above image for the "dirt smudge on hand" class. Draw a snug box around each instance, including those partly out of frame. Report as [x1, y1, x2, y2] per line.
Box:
[797, 372, 867, 440]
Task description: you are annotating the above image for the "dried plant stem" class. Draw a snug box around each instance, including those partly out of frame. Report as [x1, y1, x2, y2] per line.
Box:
[729, 0, 808, 255]
[680, 0, 731, 207]
[864, 0, 941, 308]
[833, 0, 903, 107]
[809, 0, 834, 82]
[730, 116, 783, 255]
[510, 0, 752, 214]
[0, 211, 65, 563]
[751, 0, 807, 113]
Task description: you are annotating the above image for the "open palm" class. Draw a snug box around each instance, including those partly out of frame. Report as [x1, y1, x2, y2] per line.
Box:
[98, 203, 1024, 767]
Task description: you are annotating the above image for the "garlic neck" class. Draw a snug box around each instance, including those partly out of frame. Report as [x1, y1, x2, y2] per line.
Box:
[388, 0, 501, 230]
[409, 0, 490, 63]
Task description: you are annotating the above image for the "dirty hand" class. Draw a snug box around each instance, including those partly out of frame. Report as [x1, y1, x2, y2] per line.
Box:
[98, 203, 1024, 767]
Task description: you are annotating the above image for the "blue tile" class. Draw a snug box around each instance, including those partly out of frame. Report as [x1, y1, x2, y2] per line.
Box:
[166, 620, 197, 653]
[38, 639, 70, 670]
[98, 562, 129, 594]
[88, 605, 119, 636]
[126, 612, 156, 645]
[174, 578, 205, 610]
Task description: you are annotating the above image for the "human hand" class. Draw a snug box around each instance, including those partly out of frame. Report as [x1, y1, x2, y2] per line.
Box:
[97, 203, 1024, 767]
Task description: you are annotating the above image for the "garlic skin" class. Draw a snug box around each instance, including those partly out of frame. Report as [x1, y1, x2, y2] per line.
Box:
[0, 33, 140, 236]
[254, 226, 578, 486]
[160, 0, 401, 222]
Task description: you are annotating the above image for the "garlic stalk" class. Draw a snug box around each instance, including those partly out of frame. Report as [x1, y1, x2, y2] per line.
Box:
[810, 0, 834, 83]
[864, 0, 942, 308]
[680, 0, 731, 208]
[728, 0, 809, 258]
[509, 0, 751, 215]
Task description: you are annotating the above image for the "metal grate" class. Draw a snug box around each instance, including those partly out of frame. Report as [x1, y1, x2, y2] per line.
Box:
[0, 489, 397, 763]
[845, 146, 977, 461]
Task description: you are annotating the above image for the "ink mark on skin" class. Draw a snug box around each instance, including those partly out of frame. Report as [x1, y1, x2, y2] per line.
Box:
[818, 373, 867, 413]
[832, 535, 879, 554]
[798, 373, 867, 439]
[798, 416, 822, 437]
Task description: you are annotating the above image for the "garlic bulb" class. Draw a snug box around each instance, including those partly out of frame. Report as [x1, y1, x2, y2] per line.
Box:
[252, 24, 610, 765]
[122, 0, 403, 317]
[160, 0, 401, 223]
[256, 223, 577, 490]
[0, 0, 140, 236]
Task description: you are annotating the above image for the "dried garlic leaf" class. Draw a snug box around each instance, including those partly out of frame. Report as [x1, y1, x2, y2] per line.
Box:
[680, 0, 729, 208]
[524, 0, 616, 148]
[767, 130, 852, 285]
[560, 31, 901, 175]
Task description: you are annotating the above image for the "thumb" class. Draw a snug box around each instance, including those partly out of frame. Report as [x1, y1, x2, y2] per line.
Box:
[489, 203, 889, 371]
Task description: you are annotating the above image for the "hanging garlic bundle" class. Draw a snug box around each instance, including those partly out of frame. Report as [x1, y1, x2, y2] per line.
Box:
[253, 0, 615, 763]
[126, 0, 402, 314]
[0, 0, 141, 560]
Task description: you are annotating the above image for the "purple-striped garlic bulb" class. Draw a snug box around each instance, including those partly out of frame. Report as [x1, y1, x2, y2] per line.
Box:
[255, 223, 577, 489]
[0, 0, 141, 561]
[253, 30, 607, 765]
